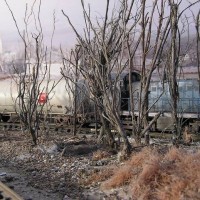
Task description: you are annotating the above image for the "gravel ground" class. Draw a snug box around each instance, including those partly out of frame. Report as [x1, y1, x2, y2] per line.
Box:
[1, 130, 200, 200]
[0, 130, 126, 200]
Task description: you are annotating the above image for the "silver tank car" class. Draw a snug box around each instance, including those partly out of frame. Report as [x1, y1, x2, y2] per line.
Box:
[0, 78, 19, 114]
[0, 77, 90, 121]
[38, 78, 89, 114]
[38, 79, 75, 114]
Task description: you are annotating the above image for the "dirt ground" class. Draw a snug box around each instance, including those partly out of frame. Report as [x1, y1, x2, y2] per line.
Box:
[1, 130, 200, 200]
[0, 130, 127, 200]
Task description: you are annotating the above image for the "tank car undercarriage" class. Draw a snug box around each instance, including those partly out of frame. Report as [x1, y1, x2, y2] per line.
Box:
[1, 109, 200, 135]
[0, 112, 99, 133]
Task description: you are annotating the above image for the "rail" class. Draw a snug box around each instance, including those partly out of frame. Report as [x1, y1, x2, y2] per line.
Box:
[0, 181, 22, 200]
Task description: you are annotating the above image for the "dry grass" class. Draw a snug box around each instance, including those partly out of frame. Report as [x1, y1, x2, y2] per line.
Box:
[101, 147, 157, 189]
[92, 150, 111, 161]
[101, 165, 133, 189]
[183, 126, 193, 144]
[101, 147, 200, 200]
[80, 168, 114, 186]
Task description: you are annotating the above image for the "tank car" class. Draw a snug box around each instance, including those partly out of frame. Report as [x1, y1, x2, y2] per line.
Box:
[0, 77, 90, 123]
[0, 78, 19, 122]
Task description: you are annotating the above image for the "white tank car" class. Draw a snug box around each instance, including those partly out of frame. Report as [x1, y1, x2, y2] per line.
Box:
[38, 79, 74, 114]
[0, 77, 89, 122]
[39, 79, 89, 114]
[0, 78, 19, 114]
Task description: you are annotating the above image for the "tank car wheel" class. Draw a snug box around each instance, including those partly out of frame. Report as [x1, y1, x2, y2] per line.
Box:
[2, 115, 10, 122]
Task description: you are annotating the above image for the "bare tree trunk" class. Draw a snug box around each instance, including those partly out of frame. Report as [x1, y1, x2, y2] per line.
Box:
[73, 47, 79, 136]
[6, 0, 56, 145]
[97, 106, 115, 147]
[115, 119, 131, 155]
[169, 3, 179, 137]
[29, 126, 37, 145]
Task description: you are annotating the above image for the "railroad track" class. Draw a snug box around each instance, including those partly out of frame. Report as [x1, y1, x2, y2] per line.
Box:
[0, 122, 100, 133]
[0, 119, 133, 133]
[0, 181, 22, 200]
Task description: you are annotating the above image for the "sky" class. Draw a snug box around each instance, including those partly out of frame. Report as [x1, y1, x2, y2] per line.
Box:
[0, 0, 199, 52]
[0, 0, 115, 51]
[0, 0, 112, 32]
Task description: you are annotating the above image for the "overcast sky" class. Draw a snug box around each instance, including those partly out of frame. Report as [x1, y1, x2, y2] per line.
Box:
[0, 0, 199, 51]
[0, 0, 116, 51]
[0, 0, 113, 32]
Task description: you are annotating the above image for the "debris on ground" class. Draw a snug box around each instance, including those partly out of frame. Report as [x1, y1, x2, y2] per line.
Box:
[0, 131, 200, 199]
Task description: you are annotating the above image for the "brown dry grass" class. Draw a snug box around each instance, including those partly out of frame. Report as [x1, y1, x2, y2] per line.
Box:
[101, 147, 158, 189]
[183, 126, 193, 144]
[92, 150, 111, 161]
[80, 168, 114, 186]
[101, 147, 200, 200]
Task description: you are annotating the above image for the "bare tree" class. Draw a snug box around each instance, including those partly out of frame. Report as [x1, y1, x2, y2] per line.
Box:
[62, 0, 144, 156]
[5, 0, 56, 145]
[60, 45, 90, 136]
[195, 11, 200, 81]
[124, 0, 200, 145]
[126, 0, 170, 144]
[61, 0, 200, 157]
[162, 0, 200, 139]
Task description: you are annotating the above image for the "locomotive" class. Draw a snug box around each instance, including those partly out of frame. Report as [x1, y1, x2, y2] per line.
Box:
[151, 79, 200, 131]
[0, 72, 200, 132]
[120, 72, 200, 132]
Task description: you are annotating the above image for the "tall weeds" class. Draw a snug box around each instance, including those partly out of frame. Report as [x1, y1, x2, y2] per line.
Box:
[101, 147, 200, 200]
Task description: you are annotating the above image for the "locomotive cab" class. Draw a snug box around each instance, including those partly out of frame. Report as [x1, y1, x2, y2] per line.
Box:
[120, 71, 141, 111]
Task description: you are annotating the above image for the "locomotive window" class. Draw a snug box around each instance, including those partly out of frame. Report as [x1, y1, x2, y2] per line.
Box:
[151, 86, 157, 92]
[132, 74, 136, 82]
[124, 72, 141, 83]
